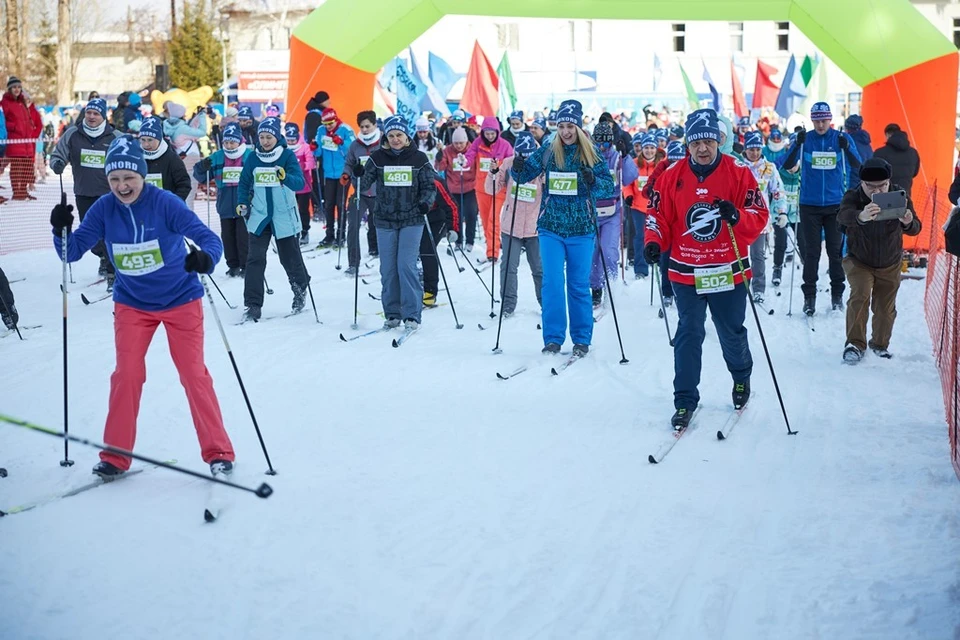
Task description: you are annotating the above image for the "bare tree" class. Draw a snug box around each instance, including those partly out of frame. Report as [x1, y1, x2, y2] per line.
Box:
[55, 0, 70, 103]
[6, 0, 22, 78]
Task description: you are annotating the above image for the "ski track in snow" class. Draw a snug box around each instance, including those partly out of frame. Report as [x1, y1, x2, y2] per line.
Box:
[1, 242, 959, 639]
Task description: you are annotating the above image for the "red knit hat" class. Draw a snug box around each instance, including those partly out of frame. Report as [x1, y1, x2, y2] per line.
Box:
[321, 108, 338, 123]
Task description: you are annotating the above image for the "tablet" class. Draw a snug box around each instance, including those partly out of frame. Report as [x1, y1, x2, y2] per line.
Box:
[872, 190, 907, 221]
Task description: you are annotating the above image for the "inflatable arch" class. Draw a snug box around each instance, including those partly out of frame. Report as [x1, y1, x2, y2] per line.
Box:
[288, 0, 957, 243]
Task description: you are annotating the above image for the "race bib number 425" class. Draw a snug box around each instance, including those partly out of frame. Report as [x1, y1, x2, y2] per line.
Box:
[253, 167, 280, 187]
[80, 149, 106, 169]
[548, 172, 578, 196]
[383, 166, 413, 187]
[694, 265, 735, 295]
[811, 151, 837, 170]
[113, 239, 164, 276]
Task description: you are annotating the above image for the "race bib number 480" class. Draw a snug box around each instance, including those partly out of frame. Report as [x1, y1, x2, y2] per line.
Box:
[694, 265, 735, 295]
[811, 151, 837, 170]
[548, 172, 578, 196]
[113, 239, 164, 276]
[253, 167, 280, 187]
[383, 166, 413, 187]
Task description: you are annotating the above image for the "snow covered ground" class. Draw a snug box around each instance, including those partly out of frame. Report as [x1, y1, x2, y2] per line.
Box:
[1, 233, 959, 639]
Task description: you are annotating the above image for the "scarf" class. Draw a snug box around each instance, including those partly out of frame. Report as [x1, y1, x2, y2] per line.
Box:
[257, 146, 283, 163]
[142, 140, 168, 161]
[359, 129, 381, 145]
[224, 143, 246, 160]
[767, 140, 785, 153]
[83, 121, 106, 138]
[287, 142, 301, 152]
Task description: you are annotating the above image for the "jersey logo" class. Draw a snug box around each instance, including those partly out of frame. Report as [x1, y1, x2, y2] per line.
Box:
[696, 188, 708, 195]
[682, 201, 722, 243]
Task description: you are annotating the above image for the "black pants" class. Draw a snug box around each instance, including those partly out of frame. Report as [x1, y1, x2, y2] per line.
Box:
[344, 193, 372, 268]
[799, 205, 845, 298]
[310, 166, 323, 218]
[624, 209, 635, 262]
[358, 194, 377, 254]
[220, 217, 249, 269]
[76, 194, 113, 273]
[454, 189, 479, 246]
[0, 266, 16, 321]
[296, 193, 312, 233]
[322, 178, 346, 243]
[244, 226, 309, 309]
[419, 219, 446, 295]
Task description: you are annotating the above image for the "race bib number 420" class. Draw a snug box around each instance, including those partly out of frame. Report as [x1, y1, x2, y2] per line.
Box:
[383, 166, 413, 187]
[694, 265, 735, 295]
[253, 167, 280, 187]
[811, 151, 837, 170]
[113, 239, 164, 276]
[548, 172, 578, 196]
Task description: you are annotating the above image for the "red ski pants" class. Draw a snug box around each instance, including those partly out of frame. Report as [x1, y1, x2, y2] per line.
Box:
[100, 299, 235, 470]
[475, 189, 505, 259]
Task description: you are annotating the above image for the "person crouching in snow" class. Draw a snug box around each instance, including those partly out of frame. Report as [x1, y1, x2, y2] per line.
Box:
[487, 131, 544, 317]
[283, 122, 316, 246]
[510, 99, 614, 357]
[356, 115, 436, 331]
[138, 116, 192, 201]
[237, 117, 310, 322]
[194, 122, 251, 278]
[48, 135, 236, 479]
[590, 121, 638, 308]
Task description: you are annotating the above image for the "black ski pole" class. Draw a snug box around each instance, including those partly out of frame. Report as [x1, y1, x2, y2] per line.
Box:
[0, 278, 22, 340]
[488, 167, 499, 319]
[725, 222, 797, 436]
[654, 263, 674, 346]
[59, 198, 74, 467]
[492, 172, 521, 353]
[335, 185, 346, 270]
[586, 189, 629, 364]
[423, 216, 464, 330]
[199, 275, 278, 474]
[264, 276, 273, 295]
[0, 412, 273, 498]
[207, 274, 236, 309]
[458, 244, 497, 300]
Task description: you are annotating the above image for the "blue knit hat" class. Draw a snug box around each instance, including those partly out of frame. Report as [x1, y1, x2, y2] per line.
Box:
[768, 126, 783, 142]
[669, 125, 684, 139]
[555, 100, 583, 128]
[138, 117, 163, 141]
[222, 122, 243, 143]
[810, 101, 832, 121]
[666, 140, 685, 161]
[128, 92, 141, 107]
[514, 131, 537, 155]
[508, 110, 523, 123]
[744, 131, 764, 149]
[104, 135, 147, 177]
[85, 98, 107, 119]
[547, 109, 558, 123]
[684, 109, 722, 144]
[655, 129, 669, 140]
[284, 122, 300, 141]
[640, 133, 658, 148]
[631, 133, 644, 146]
[257, 117, 282, 141]
[383, 114, 409, 135]
[451, 109, 465, 122]
[531, 116, 547, 131]
[237, 106, 254, 120]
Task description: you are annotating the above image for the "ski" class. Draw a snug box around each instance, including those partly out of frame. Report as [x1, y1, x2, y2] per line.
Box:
[593, 308, 608, 323]
[361, 278, 379, 285]
[392, 327, 418, 348]
[648, 408, 701, 464]
[81, 292, 111, 305]
[717, 394, 755, 440]
[1, 324, 42, 339]
[340, 326, 392, 342]
[368, 292, 381, 301]
[0, 460, 176, 517]
[551, 353, 583, 376]
[204, 469, 229, 523]
[755, 301, 774, 316]
[9, 277, 25, 284]
[60, 278, 105, 293]
[496, 366, 528, 380]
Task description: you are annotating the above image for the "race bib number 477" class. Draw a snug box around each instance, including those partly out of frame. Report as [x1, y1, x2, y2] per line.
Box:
[548, 172, 578, 196]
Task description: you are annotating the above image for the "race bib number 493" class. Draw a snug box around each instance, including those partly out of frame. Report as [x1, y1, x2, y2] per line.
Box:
[113, 239, 164, 276]
[694, 265, 735, 295]
[383, 165, 413, 187]
[548, 172, 578, 196]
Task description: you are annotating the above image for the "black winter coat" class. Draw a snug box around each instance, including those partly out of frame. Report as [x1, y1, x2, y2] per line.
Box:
[872, 132, 920, 198]
[360, 145, 437, 230]
[836, 184, 922, 269]
[145, 143, 192, 202]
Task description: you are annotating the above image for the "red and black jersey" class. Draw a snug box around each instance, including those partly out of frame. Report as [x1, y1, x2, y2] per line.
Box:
[644, 155, 769, 286]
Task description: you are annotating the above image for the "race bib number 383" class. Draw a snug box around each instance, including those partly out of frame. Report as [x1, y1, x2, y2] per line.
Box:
[548, 171, 578, 196]
[113, 239, 164, 276]
[383, 166, 413, 187]
[694, 265, 735, 295]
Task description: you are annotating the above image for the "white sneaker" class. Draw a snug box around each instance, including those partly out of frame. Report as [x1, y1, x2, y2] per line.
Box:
[465, 244, 474, 253]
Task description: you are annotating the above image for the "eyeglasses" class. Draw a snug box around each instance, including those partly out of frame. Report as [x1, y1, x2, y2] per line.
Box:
[861, 180, 889, 192]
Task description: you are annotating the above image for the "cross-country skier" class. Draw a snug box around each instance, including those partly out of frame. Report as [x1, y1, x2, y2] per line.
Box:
[49, 136, 236, 478]
[501, 110, 529, 146]
[420, 178, 459, 308]
[622, 133, 662, 279]
[316, 108, 355, 248]
[741, 131, 786, 303]
[459, 116, 514, 262]
[435, 126, 478, 252]
[138, 117, 191, 201]
[344, 110, 384, 258]
[283, 122, 316, 246]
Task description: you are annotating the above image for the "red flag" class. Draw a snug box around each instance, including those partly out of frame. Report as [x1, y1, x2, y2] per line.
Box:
[752, 60, 779, 109]
[731, 59, 748, 119]
[459, 41, 498, 117]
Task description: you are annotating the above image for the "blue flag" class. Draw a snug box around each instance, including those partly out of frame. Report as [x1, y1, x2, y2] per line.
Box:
[409, 48, 450, 117]
[428, 52, 462, 103]
[395, 60, 427, 132]
[702, 59, 721, 111]
[774, 54, 807, 119]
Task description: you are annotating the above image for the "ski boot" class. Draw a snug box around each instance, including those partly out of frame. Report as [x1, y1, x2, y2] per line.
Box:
[423, 292, 437, 307]
[572, 343, 589, 357]
[299, 231, 310, 246]
[93, 461, 124, 480]
[831, 293, 844, 311]
[242, 306, 262, 323]
[663, 295, 674, 308]
[403, 319, 419, 331]
[772, 266, 782, 287]
[383, 318, 401, 329]
[209, 460, 233, 476]
[843, 343, 863, 364]
[105, 273, 115, 293]
[1, 303, 18, 330]
[291, 283, 307, 314]
[732, 380, 751, 410]
[591, 288, 603, 308]
[542, 342, 561, 355]
[671, 408, 694, 432]
[803, 296, 816, 316]
[752, 292, 764, 304]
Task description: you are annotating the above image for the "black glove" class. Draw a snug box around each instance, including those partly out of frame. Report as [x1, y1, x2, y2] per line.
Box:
[198, 157, 211, 174]
[624, 195, 634, 208]
[795, 128, 807, 145]
[716, 199, 740, 226]
[513, 154, 526, 174]
[616, 139, 627, 156]
[418, 202, 430, 215]
[184, 245, 214, 274]
[838, 134, 849, 150]
[50, 193, 74, 235]
[643, 242, 661, 265]
[732, 142, 744, 155]
[582, 170, 595, 187]
[352, 162, 365, 177]
[490, 164, 500, 175]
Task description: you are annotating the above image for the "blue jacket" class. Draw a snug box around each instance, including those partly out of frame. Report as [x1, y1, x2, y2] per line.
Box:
[786, 128, 862, 207]
[511, 141, 615, 237]
[598, 145, 638, 213]
[194, 147, 254, 219]
[0, 109, 6, 156]
[52, 185, 223, 312]
[237, 141, 305, 239]
[316, 122, 355, 180]
[847, 128, 873, 190]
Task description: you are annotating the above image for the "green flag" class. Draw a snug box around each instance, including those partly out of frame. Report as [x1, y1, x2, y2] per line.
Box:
[679, 62, 699, 111]
[497, 52, 517, 117]
[800, 54, 819, 87]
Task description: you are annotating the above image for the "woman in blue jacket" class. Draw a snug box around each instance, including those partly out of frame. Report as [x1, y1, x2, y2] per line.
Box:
[511, 99, 614, 356]
[237, 118, 309, 322]
[49, 136, 236, 479]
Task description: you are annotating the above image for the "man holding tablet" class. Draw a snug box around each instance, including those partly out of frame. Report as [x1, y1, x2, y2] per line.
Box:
[836, 157, 922, 364]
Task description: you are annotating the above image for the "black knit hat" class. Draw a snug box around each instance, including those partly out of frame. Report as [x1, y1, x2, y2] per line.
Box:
[7, 76, 21, 88]
[313, 91, 330, 104]
[859, 157, 892, 182]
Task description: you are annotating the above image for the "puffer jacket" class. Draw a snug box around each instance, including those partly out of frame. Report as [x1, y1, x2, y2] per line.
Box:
[237, 139, 305, 239]
[193, 146, 253, 219]
[598, 145, 638, 212]
[145, 141, 192, 201]
[510, 140, 615, 238]
[0, 91, 42, 157]
[872, 131, 921, 198]
[486, 155, 544, 239]
[436, 144, 477, 195]
[836, 183, 922, 269]
[623, 155, 659, 213]
[49, 124, 122, 197]
[163, 114, 207, 157]
[463, 132, 514, 195]
[359, 144, 436, 230]
[289, 137, 316, 195]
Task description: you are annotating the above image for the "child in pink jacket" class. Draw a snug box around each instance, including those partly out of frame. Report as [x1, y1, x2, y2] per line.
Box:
[458, 115, 513, 260]
[284, 122, 316, 245]
[485, 131, 542, 315]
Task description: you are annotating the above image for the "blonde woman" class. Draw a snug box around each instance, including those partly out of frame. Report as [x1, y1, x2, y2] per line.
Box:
[510, 99, 614, 356]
